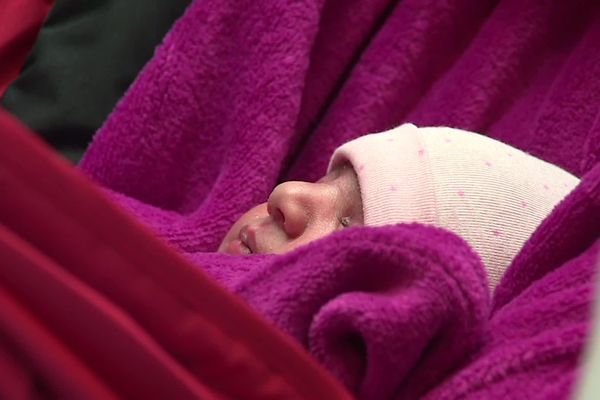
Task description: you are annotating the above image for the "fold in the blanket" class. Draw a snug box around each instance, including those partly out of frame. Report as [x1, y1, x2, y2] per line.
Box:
[192, 224, 489, 399]
[80, 0, 600, 398]
[0, 109, 353, 400]
[424, 163, 600, 400]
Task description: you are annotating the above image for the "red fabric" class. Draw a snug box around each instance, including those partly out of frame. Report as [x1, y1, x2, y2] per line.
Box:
[0, 108, 351, 399]
[0, 0, 54, 97]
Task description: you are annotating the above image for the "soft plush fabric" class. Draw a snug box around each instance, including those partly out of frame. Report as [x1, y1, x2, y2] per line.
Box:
[0, 109, 351, 400]
[194, 167, 600, 400]
[2, 0, 191, 162]
[329, 123, 580, 289]
[80, 0, 600, 399]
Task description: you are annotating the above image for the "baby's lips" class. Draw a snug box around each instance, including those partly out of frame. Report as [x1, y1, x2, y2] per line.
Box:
[226, 239, 251, 255]
[239, 224, 258, 253]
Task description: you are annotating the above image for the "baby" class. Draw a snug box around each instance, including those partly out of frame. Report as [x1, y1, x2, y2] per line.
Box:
[219, 123, 580, 289]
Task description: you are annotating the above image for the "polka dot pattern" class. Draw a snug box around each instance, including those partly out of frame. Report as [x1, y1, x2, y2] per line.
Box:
[418, 128, 579, 291]
[331, 124, 581, 292]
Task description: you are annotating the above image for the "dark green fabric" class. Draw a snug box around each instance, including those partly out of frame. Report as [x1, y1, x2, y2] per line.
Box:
[2, 0, 191, 163]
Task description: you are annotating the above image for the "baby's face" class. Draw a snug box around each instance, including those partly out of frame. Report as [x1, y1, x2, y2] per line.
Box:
[218, 163, 363, 255]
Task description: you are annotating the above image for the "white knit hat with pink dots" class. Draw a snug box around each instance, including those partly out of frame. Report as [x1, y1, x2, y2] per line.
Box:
[327, 123, 580, 290]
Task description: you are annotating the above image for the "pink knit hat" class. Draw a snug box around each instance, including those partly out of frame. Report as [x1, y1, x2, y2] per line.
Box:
[327, 123, 580, 289]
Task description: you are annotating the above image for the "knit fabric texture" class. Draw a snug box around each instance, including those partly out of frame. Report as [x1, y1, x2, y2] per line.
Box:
[329, 123, 580, 289]
[79, 1, 600, 398]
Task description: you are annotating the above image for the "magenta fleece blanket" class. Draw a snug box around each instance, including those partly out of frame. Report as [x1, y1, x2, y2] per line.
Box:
[80, 1, 600, 399]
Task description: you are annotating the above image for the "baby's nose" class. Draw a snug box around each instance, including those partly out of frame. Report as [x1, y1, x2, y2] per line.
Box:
[267, 181, 316, 238]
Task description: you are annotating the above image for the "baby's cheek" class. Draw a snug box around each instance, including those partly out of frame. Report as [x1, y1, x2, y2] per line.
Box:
[295, 221, 340, 250]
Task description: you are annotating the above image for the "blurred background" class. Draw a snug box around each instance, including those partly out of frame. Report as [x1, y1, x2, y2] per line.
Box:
[0, 0, 191, 163]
